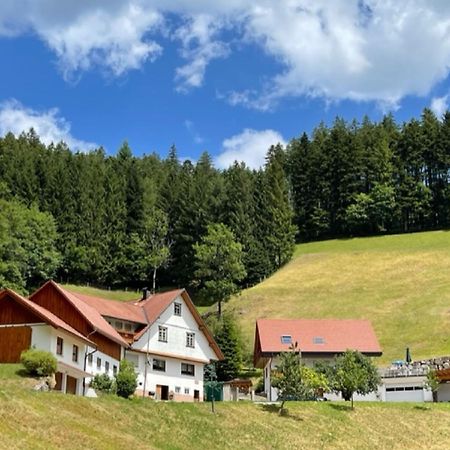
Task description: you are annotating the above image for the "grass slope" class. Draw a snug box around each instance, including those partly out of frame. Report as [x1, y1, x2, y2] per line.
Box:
[227, 230, 450, 364]
[1, 364, 450, 450]
[61, 284, 140, 302]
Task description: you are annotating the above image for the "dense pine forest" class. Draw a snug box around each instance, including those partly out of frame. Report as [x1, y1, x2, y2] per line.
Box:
[1, 107, 450, 295]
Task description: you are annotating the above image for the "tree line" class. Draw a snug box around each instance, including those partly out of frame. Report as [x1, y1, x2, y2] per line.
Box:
[0, 132, 295, 294]
[1, 107, 449, 294]
[288, 108, 450, 239]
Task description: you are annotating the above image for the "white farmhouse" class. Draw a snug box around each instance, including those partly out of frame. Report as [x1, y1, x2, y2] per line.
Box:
[0, 281, 223, 400]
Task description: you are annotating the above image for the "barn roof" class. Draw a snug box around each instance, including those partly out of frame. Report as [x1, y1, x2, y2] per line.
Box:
[0, 289, 94, 346]
[30, 281, 128, 347]
[254, 318, 382, 367]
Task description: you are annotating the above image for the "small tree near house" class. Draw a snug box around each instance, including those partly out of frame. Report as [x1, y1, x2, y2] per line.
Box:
[115, 360, 138, 399]
[329, 350, 380, 409]
[271, 343, 328, 414]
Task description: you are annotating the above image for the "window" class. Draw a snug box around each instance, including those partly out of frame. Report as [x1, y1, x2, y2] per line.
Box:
[184, 387, 190, 395]
[186, 332, 195, 348]
[105, 361, 110, 373]
[313, 336, 325, 344]
[115, 321, 123, 330]
[88, 353, 93, 365]
[159, 326, 168, 342]
[113, 365, 117, 376]
[72, 345, 78, 363]
[174, 302, 182, 316]
[124, 322, 132, 332]
[280, 335, 292, 344]
[153, 358, 166, 372]
[175, 386, 181, 393]
[181, 363, 195, 376]
[56, 337, 63, 355]
[97, 357, 102, 369]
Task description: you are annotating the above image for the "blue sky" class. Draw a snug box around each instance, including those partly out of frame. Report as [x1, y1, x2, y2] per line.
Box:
[0, 1, 450, 168]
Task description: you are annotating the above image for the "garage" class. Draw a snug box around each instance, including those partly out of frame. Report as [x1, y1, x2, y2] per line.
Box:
[0, 326, 31, 362]
[385, 385, 424, 402]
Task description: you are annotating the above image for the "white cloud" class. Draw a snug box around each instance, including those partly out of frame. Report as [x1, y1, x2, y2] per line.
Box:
[2, 1, 450, 106]
[0, 99, 97, 151]
[215, 128, 286, 170]
[184, 119, 204, 144]
[430, 95, 449, 118]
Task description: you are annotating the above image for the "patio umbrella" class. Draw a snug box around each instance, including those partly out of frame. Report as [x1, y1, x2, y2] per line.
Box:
[406, 347, 412, 364]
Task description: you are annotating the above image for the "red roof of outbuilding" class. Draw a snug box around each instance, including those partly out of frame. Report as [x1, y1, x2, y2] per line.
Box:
[0, 289, 95, 346]
[254, 318, 382, 366]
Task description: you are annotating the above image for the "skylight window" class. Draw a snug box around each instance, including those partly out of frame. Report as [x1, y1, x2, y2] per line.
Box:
[281, 335, 292, 344]
[313, 336, 325, 344]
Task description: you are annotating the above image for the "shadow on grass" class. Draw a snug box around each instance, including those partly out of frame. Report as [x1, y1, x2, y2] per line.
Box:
[259, 403, 304, 422]
[413, 405, 431, 411]
[15, 368, 31, 378]
[327, 403, 354, 412]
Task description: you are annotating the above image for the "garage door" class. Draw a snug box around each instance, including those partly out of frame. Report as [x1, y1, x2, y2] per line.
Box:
[385, 386, 424, 402]
[0, 326, 32, 362]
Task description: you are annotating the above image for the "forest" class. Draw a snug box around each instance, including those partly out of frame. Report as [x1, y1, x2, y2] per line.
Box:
[1, 107, 449, 295]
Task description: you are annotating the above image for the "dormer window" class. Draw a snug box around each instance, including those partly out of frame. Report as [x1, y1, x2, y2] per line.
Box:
[281, 335, 292, 344]
[174, 302, 182, 316]
[313, 336, 325, 344]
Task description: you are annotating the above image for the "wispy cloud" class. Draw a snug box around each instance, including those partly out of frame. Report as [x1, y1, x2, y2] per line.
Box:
[184, 119, 204, 144]
[0, 99, 97, 151]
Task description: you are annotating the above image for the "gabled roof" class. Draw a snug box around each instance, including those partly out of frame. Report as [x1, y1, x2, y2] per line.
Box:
[30, 281, 128, 347]
[69, 287, 224, 361]
[71, 293, 146, 324]
[254, 318, 382, 367]
[0, 289, 94, 346]
[131, 289, 224, 361]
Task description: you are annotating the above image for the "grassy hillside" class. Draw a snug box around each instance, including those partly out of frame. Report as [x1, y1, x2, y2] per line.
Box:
[226, 230, 450, 364]
[61, 284, 140, 302]
[1, 364, 450, 450]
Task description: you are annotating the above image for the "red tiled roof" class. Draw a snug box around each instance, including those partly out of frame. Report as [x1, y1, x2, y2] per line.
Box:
[255, 318, 382, 365]
[0, 289, 94, 346]
[40, 282, 128, 347]
[71, 293, 146, 324]
[61, 286, 223, 361]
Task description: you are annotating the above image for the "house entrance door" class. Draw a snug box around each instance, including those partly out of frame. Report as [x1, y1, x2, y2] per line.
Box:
[156, 384, 169, 400]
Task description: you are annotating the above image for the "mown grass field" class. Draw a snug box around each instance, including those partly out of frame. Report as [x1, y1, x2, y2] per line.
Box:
[226, 230, 450, 364]
[1, 364, 450, 450]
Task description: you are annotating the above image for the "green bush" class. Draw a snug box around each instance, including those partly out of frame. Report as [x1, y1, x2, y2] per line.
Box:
[91, 373, 115, 393]
[20, 348, 57, 377]
[115, 360, 137, 399]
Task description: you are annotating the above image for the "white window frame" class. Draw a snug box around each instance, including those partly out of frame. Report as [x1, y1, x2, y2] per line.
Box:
[174, 302, 182, 316]
[159, 326, 168, 342]
[186, 332, 195, 348]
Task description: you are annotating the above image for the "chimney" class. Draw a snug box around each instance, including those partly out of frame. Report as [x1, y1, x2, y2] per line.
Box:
[142, 287, 149, 300]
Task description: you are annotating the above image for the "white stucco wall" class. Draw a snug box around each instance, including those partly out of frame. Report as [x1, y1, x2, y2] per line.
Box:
[85, 346, 120, 378]
[127, 351, 204, 401]
[133, 294, 217, 363]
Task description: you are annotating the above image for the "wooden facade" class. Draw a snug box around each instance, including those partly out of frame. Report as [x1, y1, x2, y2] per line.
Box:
[30, 284, 90, 335]
[0, 293, 42, 325]
[91, 332, 121, 361]
[30, 283, 121, 359]
[0, 326, 31, 362]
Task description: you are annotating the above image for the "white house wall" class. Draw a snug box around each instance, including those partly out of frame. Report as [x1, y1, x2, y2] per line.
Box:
[129, 351, 204, 401]
[133, 294, 216, 362]
[85, 346, 121, 379]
